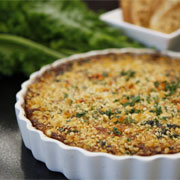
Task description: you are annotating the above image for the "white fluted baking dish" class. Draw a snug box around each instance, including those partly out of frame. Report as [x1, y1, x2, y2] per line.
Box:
[15, 48, 180, 179]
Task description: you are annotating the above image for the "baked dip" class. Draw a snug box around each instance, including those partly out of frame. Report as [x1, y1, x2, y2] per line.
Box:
[25, 52, 180, 156]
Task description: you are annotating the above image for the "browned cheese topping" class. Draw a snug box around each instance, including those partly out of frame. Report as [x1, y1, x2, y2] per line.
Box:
[25, 53, 180, 156]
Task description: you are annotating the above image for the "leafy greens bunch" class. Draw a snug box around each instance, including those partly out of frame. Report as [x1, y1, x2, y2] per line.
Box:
[0, 0, 142, 76]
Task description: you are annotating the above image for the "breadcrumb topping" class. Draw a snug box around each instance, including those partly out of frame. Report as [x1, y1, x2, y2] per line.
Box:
[25, 53, 180, 156]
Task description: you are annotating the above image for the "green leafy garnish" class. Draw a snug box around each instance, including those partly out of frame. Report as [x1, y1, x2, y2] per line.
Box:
[0, 0, 142, 76]
[105, 110, 113, 119]
[113, 127, 121, 135]
[113, 99, 119, 103]
[120, 71, 128, 76]
[64, 93, 68, 99]
[155, 104, 162, 116]
[129, 108, 136, 114]
[125, 116, 134, 124]
[128, 70, 136, 78]
[58, 128, 65, 132]
[127, 138, 131, 142]
[0, 34, 63, 76]
[76, 110, 88, 117]
[132, 95, 141, 103]
[147, 96, 151, 104]
[123, 95, 141, 107]
[165, 81, 180, 96]
[154, 81, 160, 88]
[136, 80, 140, 84]
[120, 70, 136, 80]
[123, 102, 132, 107]
[103, 72, 108, 77]
[161, 116, 168, 120]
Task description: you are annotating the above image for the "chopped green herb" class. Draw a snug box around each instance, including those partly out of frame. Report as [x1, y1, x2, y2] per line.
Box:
[125, 110, 129, 115]
[105, 110, 113, 119]
[151, 88, 156, 92]
[64, 93, 68, 98]
[165, 81, 179, 96]
[113, 127, 120, 135]
[120, 70, 127, 76]
[136, 80, 140, 84]
[113, 99, 119, 103]
[76, 110, 88, 117]
[161, 116, 168, 120]
[123, 95, 141, 107]
[162, 97, 167, 100]
[132, 95, 141, 103]
[154, 81, 160, 88]
[153, 96, 159, 103]
[66, 120, 71, 122]
[72, 85, 78, 89]
[136, 109, 142, 113]
[127, 138, 131, 142]
[126, 95, 130, 100]
[177, 80, 180, 87]
[128, 70, 136, 77]
[123, 102, 132, 107]
[58, 128, 64, 132]
[120, 70, 136, 78]
[164, 106, 168, 112]
[125, 116, 134, 124]
[150, 105, 162, 116]
[155, 104, 162, 116]
[125, 150, 130, 155]
[112, 91, 118, 95]
[114, 110, 121, 114]
[129, 108, 136, 114]
[70, 99, 73, 104]
[103, 72, 108, 77]
[55, 79, 61, 82]
[75, 104, 80, 108]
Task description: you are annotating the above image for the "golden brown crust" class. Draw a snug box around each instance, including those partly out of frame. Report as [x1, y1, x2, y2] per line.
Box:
[25, 52, 180, 156]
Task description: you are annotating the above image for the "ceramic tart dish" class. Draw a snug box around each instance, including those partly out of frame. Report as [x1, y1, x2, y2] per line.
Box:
[15, 48, 180, 179]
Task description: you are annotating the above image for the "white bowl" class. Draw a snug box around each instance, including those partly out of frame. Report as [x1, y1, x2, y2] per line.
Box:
[15, 48, 180, 179]
[100, 9, 180, 51]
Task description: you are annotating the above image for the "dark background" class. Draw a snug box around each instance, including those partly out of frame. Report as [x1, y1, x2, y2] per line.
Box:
[0, 1, 118, 179]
